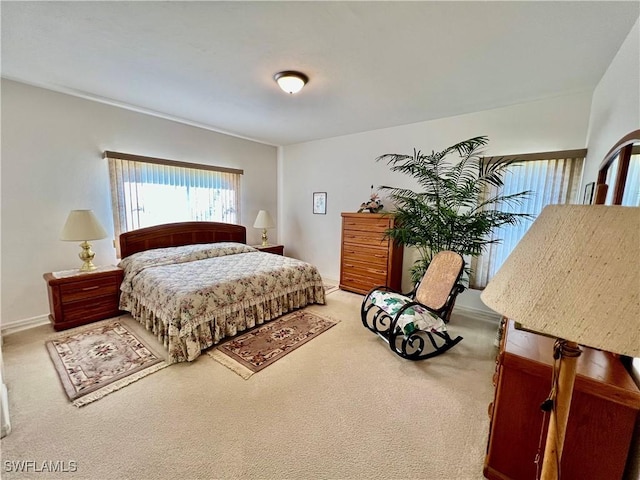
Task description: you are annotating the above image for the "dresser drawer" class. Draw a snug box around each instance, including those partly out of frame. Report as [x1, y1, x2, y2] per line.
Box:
[342, 256, 387, 275]
[340, 263, 387, 286]
[62, 295, 121, 322]
[342, 229, 390, 247]
[340, 276, 385, 295]
[342, 218, 390, 232]
[342, 246, 389, 267]
[60, 276, 119, 302]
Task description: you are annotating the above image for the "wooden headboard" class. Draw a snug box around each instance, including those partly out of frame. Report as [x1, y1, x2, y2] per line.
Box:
[119, 221, 247, 258]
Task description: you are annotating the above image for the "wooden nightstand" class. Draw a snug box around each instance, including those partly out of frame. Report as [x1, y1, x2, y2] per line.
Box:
[252, 244, 284, 255]
[43, 266, 124, 331]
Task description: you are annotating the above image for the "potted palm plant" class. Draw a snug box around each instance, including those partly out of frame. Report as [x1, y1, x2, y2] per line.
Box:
[377, 136, 529, 285]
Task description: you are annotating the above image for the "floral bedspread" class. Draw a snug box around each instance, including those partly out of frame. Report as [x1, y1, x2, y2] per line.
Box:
[118, 242, 325, 363]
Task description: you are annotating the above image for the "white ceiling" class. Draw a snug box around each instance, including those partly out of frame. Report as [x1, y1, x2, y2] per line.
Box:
[2, 1, 639, 146]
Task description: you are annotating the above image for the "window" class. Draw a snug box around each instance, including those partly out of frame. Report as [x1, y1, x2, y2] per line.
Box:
[604, 148, 640, 206]
[470, 149, 586, 289]
[105, 151, 243, 255]
[604, 154, 620, 205]
[596, 131, 640, 206]
[622, 147, 640, 206]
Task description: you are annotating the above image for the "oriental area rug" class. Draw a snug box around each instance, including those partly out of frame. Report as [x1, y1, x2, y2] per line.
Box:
[208, 310, 339, 379]
[46, 320, 168, 407]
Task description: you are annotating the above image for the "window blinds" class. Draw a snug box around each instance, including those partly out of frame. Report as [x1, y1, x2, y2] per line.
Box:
[105, 151, 242, 256]
[470, 150, 585, 289]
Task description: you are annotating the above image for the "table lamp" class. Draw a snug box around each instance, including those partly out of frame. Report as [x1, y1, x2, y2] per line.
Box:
[481, 204, 639, 480]
[60, 210, 108, 271]
[253, 210, 275, 246]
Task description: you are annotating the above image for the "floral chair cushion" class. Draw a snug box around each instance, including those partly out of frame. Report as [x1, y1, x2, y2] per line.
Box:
[369, 290, 447, 336]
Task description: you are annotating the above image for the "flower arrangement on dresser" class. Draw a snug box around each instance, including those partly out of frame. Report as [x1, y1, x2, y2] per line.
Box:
[358, 185, 384, 213]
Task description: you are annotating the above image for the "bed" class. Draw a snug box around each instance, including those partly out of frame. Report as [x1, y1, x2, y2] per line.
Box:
[117, 221, 326, 363]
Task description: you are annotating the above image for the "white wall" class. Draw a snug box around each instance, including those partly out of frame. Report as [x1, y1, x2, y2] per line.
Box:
[1, 79, 277, 328]
[281, 92, 592, 315]
[583, 18, 640, 186]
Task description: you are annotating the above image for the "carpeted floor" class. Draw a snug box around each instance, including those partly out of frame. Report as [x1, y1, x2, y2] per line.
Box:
[1, 289, 498, 479]
[324, 284, 339, 295]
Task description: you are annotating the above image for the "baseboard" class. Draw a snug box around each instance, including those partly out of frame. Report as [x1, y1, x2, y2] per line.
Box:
[1, 314, 49, 336]
[453, 305, 501, 324]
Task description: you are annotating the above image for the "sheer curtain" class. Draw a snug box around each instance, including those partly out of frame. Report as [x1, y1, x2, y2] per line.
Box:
[105, 152, 242, 256]
[470, 151, 585, 289]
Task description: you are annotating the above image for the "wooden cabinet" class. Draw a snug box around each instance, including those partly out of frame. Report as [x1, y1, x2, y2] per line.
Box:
[339, 213, 403, 295]
[253, 244, 284, 255]
[484, 319, 640, 480]
[43, 267, 124, 331]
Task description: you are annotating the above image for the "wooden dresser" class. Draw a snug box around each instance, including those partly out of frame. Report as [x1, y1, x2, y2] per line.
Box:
[484, 319, 640, 480]
[339, 212, 403, 295]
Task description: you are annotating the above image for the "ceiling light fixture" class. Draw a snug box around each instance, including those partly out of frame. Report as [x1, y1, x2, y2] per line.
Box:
[274, 71, 308, 94]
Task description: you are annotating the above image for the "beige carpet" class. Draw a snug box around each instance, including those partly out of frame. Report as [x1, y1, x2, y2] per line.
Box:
[1, 290, 497, 479]
[323, 283, 339, 294]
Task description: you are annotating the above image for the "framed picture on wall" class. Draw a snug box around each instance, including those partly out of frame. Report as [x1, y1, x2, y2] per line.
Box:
[313, 192, 327, 215]
[583, 182, 595, 204]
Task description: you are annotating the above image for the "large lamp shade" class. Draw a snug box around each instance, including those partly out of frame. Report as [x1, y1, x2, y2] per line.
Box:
[60, 210, 108, 242]
[481, 205, 639, 357]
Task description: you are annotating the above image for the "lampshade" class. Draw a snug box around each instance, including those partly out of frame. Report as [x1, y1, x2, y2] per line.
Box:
[253, 210, 275, 229]
[481, 204, 639, 357]
[60, 210, 108, 241]
[274, 71, 308, 94]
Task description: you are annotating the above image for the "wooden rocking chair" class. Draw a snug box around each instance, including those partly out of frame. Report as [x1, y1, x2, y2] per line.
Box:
[361, 250, 465, 360]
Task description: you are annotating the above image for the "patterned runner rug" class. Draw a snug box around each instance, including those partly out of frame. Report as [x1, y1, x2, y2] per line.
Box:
[208, 310, 338, 379]
[46, 319, 168, 407]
